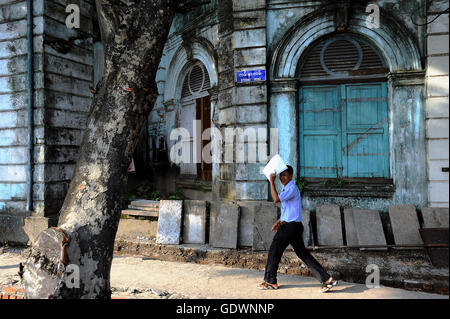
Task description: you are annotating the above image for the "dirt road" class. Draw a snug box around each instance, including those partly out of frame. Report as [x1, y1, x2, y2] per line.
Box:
[0, 248, 447, 299]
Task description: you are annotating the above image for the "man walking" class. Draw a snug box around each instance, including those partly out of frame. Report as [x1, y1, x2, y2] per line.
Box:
[258, 165, 337, 292]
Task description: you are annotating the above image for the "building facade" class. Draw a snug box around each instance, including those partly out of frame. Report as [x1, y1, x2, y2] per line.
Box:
[0, 0, 448, 243]
[149, 0, 449, 212]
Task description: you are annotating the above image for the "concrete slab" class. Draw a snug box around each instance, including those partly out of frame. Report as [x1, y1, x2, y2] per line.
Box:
[182, 200, 207, 244]
[389, 205, 423, 246]
[128, 205, 159, 212]
[211, 202, 240, 249]
[0, 212, 29, 245]
[117, 219, 157, 240]
[208, 201, 220, 245]
[302, 208, 312, 247]
[343, 208, 358, 247]
[352, 209, 387, 251]
[130, 200, 160, 208]
[156, 200, 183, 245]
[422, 207, 449, 228]
[253, 202, 278, 251]
[122, 209, 158, 217]
[237, 201, 259, 247]
[316, 205, 343, 246]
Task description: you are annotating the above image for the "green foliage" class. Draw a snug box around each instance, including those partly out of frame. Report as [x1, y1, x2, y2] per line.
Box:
[296, 176, 307, 192]
[168, 189, 183, 200]
[149, 190, 161, 201]
[322, 179, 329, 186]
[126, 193, 136, 201]
[126, 189, 183, 202]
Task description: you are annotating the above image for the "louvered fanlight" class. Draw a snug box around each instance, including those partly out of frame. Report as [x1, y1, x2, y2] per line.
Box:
[300, 36, 387, 80]
[181, 63, 210, 99]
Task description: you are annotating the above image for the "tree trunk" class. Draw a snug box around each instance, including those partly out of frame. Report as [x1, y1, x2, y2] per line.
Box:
[22, 0, 175, 299]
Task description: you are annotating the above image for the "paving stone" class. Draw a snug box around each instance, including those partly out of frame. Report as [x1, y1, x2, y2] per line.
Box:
[352, 209, 387, 251]
[183, 200, 207, 244]
[252, 202, 278, 251]
[422, 207, 449, 228]
[156, 200, 183, 245]
[316, 205, 343, 246]
[389, 205, 423, 246]
[210, 202, 240, 249]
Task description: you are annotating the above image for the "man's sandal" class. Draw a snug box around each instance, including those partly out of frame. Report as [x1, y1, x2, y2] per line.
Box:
[258, 282, 279, 290]
[320, 278, 338, 293]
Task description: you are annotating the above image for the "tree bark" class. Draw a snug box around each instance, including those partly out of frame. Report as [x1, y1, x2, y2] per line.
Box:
[22, 0, 175, 299]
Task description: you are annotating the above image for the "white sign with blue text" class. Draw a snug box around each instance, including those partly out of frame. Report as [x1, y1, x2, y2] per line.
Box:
[236, 69, 266, 83]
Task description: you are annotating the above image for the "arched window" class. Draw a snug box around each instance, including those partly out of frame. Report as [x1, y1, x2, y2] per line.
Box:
[178, 62, 212, 181]
[181, 62, 211, 99]
[298, 34, 389, 179]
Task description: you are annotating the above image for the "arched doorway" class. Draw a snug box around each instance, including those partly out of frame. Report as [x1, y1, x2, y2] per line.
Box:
[297, 34, 389, 179]
[269, 9, 426, 208]
[178, 61, 212, 181]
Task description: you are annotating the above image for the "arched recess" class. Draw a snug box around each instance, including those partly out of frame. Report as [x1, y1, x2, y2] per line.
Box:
[268, 7, 428, 207]
[163, 38, 218, 183]
[164, 38, 218, 104]
[270, 9, 422, 79]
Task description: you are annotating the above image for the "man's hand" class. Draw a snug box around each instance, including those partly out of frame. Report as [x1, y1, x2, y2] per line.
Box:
[272, 219, 281, 232]
[269, 172, 280, 203]
[269, 172, 276, 183]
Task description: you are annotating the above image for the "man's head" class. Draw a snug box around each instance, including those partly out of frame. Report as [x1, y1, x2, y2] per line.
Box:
[279, 165, 294, 186]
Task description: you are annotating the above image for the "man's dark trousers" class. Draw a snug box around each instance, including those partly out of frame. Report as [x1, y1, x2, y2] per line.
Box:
[264, 221, 330, 284]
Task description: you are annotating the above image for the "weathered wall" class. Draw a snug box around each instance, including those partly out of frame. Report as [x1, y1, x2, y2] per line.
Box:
[40, 0, 96, 217]
[0, 0, 44, 218]
[148, 1, 219, 198]
[150, 0, 273, 202]
[426, 0, 449, 207]
[215, 0, 269, 201]
[1, 0, 96, 243]
[149, 0, 446, 209]
[266, 0, 426, 57]
[267, 0, 434, 211]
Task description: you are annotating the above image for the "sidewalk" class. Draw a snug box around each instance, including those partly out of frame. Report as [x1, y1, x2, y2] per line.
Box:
[109, 256, 448, 299]
[0, 248, 447, 299]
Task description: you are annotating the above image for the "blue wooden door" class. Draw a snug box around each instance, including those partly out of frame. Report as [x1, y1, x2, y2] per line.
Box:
[342, 83, 389, 178]
[299, 82, 389, 178]
[299, 85, 342, 178]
